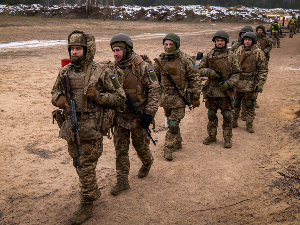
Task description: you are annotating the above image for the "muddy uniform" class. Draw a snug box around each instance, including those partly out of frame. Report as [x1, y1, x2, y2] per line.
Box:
[199, 48, 240, 147]
[232, 43, 268, 132]
[271, 21, 281, 48]
[51, 30, 125, 224]
[288, 17, 297, 38]
[154, 50, 201, 158]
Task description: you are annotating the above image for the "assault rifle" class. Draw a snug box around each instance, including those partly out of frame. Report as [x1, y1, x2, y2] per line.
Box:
[60, 70, 82, 170]
[208, 57, 232, 109]
[153, 58, 193, 110]
[125, 92, 157, 146]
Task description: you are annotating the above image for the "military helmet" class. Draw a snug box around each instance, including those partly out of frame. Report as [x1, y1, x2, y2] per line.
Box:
[110, 33, 133, 49]
[68, 32, 87, 46]
[212, 30, 229, 43]
[256, 25, 266, 33]
[243, 32, 257, 44]
[292, 14, 296, 18]
[163, 33, 180, 48]
[239, 26, 253, 36]
[274, 18, 278, 22]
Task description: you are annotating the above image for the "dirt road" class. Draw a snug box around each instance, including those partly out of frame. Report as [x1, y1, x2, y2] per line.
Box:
[1, 16, 300, 224]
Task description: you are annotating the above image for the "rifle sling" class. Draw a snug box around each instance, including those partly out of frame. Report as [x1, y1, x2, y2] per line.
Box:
[81, 63, 93, 122]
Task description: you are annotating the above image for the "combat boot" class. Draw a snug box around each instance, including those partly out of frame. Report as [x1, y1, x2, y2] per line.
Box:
[203, 136, 217, 145]
[164, 148, 173, 161]
[110, 172, 130, 196]
[68, 203, 93, 225]
[224, 138, 232, 148]
[138, 162, 153, 178]
[246, 123, 254, 133]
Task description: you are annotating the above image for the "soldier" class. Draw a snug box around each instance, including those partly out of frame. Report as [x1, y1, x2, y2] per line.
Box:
[153, 33, 201, 160]
[271, 18, 281, 47]
[297, 16, 300, 33]
[256, 25, 272, 62]
[51, 30, 125, 224]
[199, 30, 240, 148]
[231, 26, 253, 53]
[288, 15, 297, 38]
[110, 33, 160, 195]
[232, 32, 268, 133]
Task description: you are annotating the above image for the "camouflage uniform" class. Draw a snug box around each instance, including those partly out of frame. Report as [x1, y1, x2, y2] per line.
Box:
[297, 16, 300, 33]
[288, 16, 297, 38]
[51, 30, 125, 224]
[271, 20, 281, 48]
[154, 33, 201, 160]
[110, 34, 160, 195]
[232, 32, 268, 133]
[256, 25, 273, 62]
[199, 31, 240, 148]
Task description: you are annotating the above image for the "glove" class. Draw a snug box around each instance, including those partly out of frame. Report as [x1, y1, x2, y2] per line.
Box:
[56, 95, 67, 109]
[219, 81, 229, 92]
[192, 99, 200, 108]
[86, 86, 96, 101]
[209, 70, 220, 79]
[140, 112, 153, 129]
[254, 82, 264, 93]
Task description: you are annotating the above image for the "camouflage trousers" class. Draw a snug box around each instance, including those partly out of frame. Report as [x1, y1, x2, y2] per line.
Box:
[232, 91, 256, 126]
[163, 107, 185, 151]
[272, 33, 280, 47]
[205, 97, 232, 139]
[68, 138, 103, 203]
[113, 124, 153, 175]
[289, 25, 296, 38]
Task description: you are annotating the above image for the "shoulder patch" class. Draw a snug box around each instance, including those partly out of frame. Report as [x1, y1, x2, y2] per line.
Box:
[111, 75, 121, 89]
[149, 69, 157, 82]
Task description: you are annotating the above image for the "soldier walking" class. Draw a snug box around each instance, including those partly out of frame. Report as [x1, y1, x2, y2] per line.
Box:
[110, 33, 160, 195]
[256, 25, 272, 63]
[199, 30, 240, 148]
[288, 15, 297, 38]
[154, 33, 201, 160]
[51, 30, 125, 224]
[232, 32, 268, 133]
[271, 19, 281, 48]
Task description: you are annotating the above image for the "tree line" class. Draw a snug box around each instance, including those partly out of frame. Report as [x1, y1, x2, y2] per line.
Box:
[1, 0, 299, 10]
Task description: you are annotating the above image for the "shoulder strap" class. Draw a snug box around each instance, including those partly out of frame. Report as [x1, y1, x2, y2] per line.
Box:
[81, 62, 93, 121]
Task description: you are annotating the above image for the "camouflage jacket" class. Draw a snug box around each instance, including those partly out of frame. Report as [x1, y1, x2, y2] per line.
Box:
[199, 48, 241, 98]
[234, 44, 268, 92]
[115, 52, 160, 130]
[51, 30, 125, 142]
[154, 50, 201, 109]
[230, 37, 242, 53]
[256, 33, 272, 58]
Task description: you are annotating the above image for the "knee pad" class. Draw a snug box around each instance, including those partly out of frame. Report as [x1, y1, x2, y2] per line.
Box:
[208, 110, 217, 121]
[233, 98, 241, 108]
[222, 110, 232, 122]
[169, 120, 179, 134]
[245, 99, 254, 109]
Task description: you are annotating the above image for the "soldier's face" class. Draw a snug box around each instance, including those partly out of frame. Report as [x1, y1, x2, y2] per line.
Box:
[165, 40, 175, 49]
[215, 38, 226, 48]
[112, 46, 124, 62]
[70, 45, 84, 58]
[244, 38, 253, 48]
[257, 29, 263, 35]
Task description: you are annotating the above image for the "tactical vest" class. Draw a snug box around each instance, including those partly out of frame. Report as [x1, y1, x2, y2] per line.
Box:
[290, 18, 296, 25]
[257, 37, 266, 51]
[208, 50, 231, 81]
[68, 71, 102, 113]
[239, 51, 257, 74]
[122, 55, 146, 102]
[272, 23, 280, 33]
[161, 57, 187, 87]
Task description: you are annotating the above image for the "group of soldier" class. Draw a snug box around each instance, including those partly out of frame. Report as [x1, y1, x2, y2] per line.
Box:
[51, 17, 294, 223]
